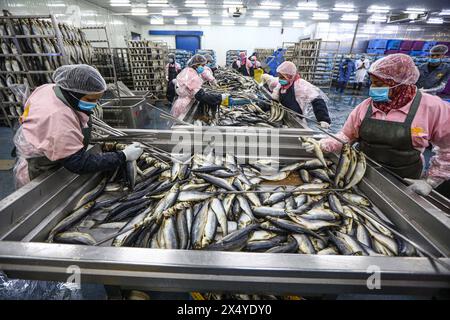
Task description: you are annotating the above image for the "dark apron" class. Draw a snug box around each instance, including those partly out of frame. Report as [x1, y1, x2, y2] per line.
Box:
[358, 91, 423, 179]
[27, 88, 92, 180]
[166, 65, 178, 102]
[239, 62, 250, 76]
[279, 83, 302, 115]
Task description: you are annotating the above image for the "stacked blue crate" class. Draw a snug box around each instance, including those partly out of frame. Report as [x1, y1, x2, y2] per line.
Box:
[422, 41, 437, 52]
[174, 49, 192, 69]
[196, 49, 217, 67]
[366, 39, 388, 54]
[266, 48, 286, 76]
[386, 39, 402, 50]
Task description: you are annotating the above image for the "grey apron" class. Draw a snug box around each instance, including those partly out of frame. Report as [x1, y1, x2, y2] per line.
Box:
[27, 88, 92, 180]
[359, 91, 423, 179]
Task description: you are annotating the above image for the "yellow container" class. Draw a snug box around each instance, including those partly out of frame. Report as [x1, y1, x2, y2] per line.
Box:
[254, 68, 264, 83]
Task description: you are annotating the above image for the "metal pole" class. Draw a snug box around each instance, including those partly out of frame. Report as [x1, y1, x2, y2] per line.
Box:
[349, 20, 360, 54]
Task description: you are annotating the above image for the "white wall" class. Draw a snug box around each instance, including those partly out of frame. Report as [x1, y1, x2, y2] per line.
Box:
[2, 0, 142, 47]
[141, 24, 314, 66]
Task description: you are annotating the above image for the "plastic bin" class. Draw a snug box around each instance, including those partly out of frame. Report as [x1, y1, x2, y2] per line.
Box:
[409, 51, 427, 57]
[384, 50, 400, 55]
[400, 40, 414, 51]
[411, 41, 425, 51]
[366, 48, 385, 54]
[367, 39, 388, 49]
[386, 40, 402, 50]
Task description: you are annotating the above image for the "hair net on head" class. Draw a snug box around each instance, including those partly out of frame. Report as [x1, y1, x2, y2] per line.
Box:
[276, 61, 297, 78]
[430, 44, 448, 55]
[239, 51, 246, 58]
[250, 56, 257, 61]
[168, 53, 175, 59]
[368, 54, 419, 85]
[187, 54, 207, 67]
[53, 64, 107, 94]
[204, 54, 213, 62]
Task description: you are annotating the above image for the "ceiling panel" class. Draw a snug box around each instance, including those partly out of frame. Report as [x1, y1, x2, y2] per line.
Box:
[85, 0, 450, 26]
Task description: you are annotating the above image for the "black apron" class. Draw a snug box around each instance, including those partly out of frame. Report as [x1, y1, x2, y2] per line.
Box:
[27, 88, 92, 180]
[166, 64, 178, 102]
[239, 62, 250, 77]
[358, 91, 423, 179]
[279, 83, 303, 115]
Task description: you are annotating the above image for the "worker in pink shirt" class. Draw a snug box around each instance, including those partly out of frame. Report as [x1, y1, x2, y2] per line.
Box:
[200, 54, 218, 87]
[13, 65, 143, 189]
[165, 53, 181, 102]
[232, 51, 253, 77]
[307, 54, 450, 198]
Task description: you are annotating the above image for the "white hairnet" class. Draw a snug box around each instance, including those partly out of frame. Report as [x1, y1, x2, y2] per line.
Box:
[276, 61, 297, 78]
[168, 53, 176, 59]
[368, 54, 419, 85]
[204, 54, 213, 63]
[187, 54, 207, 67]
[53, 64, 107, 94]
[430, 44, 448, 55]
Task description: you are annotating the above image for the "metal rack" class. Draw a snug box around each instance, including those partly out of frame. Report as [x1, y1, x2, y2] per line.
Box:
[313, 41, 340, 89]
[292, 40, 322, 83]
[282, 42, 296, 62]
[128, 40, 168, 98]
[81, 26, 119, 96]
[253, 48, 274, 63]
[112, 47, 133, 90]
[226, 49, 246, 66]
[0, 12, 68, 127]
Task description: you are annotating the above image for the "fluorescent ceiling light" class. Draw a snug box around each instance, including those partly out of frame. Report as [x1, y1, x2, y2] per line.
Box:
[223, 0, 242, 5]
[333, 3, 354, 12]
[367, 5, 390, 13]
[48, 3, 65, 6]
[260, 1, 281, 10]
[404, 8, 425, 14]
[222, 19, 235, 25]
[148, 0, 169, 7]
[282, 12, 299, 19]
[293, 21, 306, 28]
[253, 11, 270, 18]
[222, 9, 229, 17]
[150, 17, 164, 24]
[110, 3, 131, 6]
[439, 9, 450, 15]
[192, 9, 209, 17]
[185, 0, 207, 8]
[198, 18, 211, 25]
[297, 1, 318, 10]
[246, 20, 259, 26]
[174, 18, 187, 24]
[427, 18, 444, 24]
[312, 13, 329, 20]
[162, 9, 179, 16]
[269, 20, 282, 27]
[341, 13, 358, 21]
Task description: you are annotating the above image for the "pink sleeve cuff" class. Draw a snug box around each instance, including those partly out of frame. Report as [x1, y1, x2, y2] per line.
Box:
[319, 132, 351, 153]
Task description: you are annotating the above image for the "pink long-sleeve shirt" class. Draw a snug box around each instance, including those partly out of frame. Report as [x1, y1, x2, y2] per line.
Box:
[200, 65, 217, 86]
[320, 92, 450, 180]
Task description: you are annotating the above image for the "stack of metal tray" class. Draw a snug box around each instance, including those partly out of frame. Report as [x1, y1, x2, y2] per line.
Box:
[0, 128, 449, 297]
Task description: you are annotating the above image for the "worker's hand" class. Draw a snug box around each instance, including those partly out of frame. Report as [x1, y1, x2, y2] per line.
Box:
[404, 178, 432, 196]
[301, 141, 315, 153]
[319, 121, 331, 129]
[122, 142, 143, 162]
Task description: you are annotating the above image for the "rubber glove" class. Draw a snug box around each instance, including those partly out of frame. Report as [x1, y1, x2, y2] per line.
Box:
[122, 142, 143, 161]
[320, 121, 331, 129]
[404, 177, 443, 197]
[301, 141, 315, 153]
[221, 93, 234, 107]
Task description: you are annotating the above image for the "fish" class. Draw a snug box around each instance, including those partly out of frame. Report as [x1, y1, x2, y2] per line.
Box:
[54, 231, 96, 245]
[194, 173, 236, 191]
[344, 151, 367, 189]
[334, 144, 351, 188]
[265, 236, 299, 253]
[126, 161, 137, 191]
[293, 183, 329, 195]
[246, 235, 287, 252]
[211, 198, 228, 236]
[252, 206, 287, 218]
[266, 217, 326, 242]
[205, 224, 259, 251]
[299, 169, 311, 183]
[74, 176, 108, 211]
[292, 234, 316, 254]
[177, 191, 215, 202]
[299, 137, 327, 168]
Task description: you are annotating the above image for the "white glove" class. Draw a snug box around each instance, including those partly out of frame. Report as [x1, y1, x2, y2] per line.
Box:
[302, 142, 315, 153]
[122, 142, 143, 161]
[404, 178, 433, 196]
[320, 121, 331, 129]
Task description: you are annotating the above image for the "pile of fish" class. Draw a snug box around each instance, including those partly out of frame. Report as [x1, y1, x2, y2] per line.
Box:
[0, 12, 94, 123]
[47, 139, 417, 258]
[196, 68, 288, 128]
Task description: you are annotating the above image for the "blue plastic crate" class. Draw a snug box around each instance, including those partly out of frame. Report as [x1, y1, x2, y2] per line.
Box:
[409, 51, 427, 57]
[366, 48, 386, 54]
[386, 39, 402, 50]
[367, 39, 388, 49]
[422, 41, 438, 51]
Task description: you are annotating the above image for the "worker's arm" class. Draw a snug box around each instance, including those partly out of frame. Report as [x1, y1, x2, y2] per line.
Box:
[420, 81, 448, 94]
[62, 148, 126, 175]
[194, 88, 222, 105]
[319, 99, 369, 153]
[311, 98, 331, 124]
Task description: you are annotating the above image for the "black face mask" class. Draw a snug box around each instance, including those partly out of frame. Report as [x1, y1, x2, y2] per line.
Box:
[59, 87, 92, 115]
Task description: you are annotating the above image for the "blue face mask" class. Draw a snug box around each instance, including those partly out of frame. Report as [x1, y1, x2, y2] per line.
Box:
[70, 92, 97, 111]
[279, 79, 289, 86]
[78, 100, 97, 111]
[369, 86, 390, 102]
[196, 66, 205, 74]
[428, 58, 441, 64]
